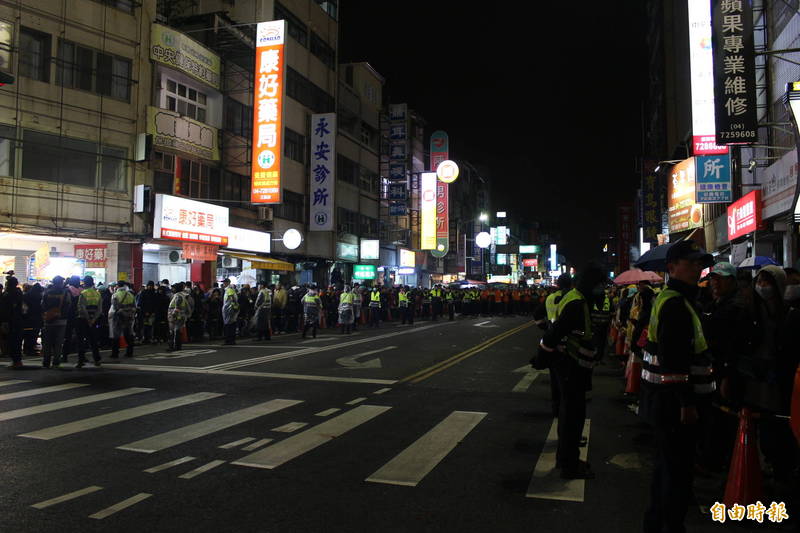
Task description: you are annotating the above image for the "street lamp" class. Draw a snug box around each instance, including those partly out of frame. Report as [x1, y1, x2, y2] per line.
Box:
[653, 159, 684, 173]
[479, 212, 488, 223]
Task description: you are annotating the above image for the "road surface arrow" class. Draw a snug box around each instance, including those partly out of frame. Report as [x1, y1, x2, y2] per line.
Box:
[336, 346, 396, 369]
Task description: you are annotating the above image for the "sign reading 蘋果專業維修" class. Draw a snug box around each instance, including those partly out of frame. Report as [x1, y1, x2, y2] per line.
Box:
[695, 154, 732, 203]
[712, 0, 758, 145]
[309, 113, 335, 231]
[727, 190, 761, 241]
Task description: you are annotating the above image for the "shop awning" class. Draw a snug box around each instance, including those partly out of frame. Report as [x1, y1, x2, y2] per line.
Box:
[224, 252, 295, 271]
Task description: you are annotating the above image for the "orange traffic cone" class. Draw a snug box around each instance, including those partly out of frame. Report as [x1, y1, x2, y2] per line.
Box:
[624, 352, 642, 394]
[791, 367, 800, 445]
[118, 335, 128, 349]
[723, 408, 764, 508]
[180, 327, 189, 343]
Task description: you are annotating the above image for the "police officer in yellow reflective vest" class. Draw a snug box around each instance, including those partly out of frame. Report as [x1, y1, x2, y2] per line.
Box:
[538, 265, 606, 480]
[431, 285, 443, 321]
[369, 286, 382, 328]
[75, 276, 102, 367]
[445, 288, 455, 320]
[398, 286, 412, 325]
[590, 291, 612, 360]
[543, 273, 573, 326]
[639, 240, 714, 533]
[110, 281, 136, 359]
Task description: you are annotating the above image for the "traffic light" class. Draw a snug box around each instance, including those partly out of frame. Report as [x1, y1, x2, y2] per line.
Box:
[0, 71, 15, 86]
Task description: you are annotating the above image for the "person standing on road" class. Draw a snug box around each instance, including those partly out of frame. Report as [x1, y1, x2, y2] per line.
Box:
[302, 288, 322, 339]
[254, 282, 272, 341]
[61, 275, 83, 364]
[75, 276, 102, 368]
[167, 282, 189, 352]
[109, 281, 136, 359]
[352, 284, 362, 331]
[398, 286, 412, 325]
[431, 284, 443, 321]
[369, 286, 382, 328]
[639, 240, 714, 533]
[139, 281, 157, 344]
[223, 282, 240, 345]
[446, 287, 455, 320]
[21, 283, 43, 358]
[41, 276, 72, 368]
[3, 276, 24, 368]
[339, 285, 355, 334]
[272, 283, 287, 334]
[538, 264, 606, 480]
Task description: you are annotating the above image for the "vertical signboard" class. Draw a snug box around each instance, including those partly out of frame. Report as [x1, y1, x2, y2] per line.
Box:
[388, 104, 408, 216]
[688, 0, 729, 155]
[430, 131, 449, 170]
[727, 190, 761, 240]
[309, 113, 335, 231]
[668, 158, 704, 233]
[617, 203, 633, 272]
[430, 131, 449, 258]
[251, 20, 286, 204]
[712, 0, 758, 144]
[695, 153, 733, 203]
[420, 172, 437, 250]
[641, 173, 660, 243]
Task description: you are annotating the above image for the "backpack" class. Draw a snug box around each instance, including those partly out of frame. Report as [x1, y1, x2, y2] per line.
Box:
[44, 293, 66, 323]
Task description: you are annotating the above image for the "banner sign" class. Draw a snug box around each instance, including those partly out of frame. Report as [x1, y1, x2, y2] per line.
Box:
[353, 264, 377, 280]
[388, 103, 408, 216]
[523, 258, 538, 268]
[668, 158, 703, 233]
[153, 194, 229, 245]
[431, 131, 449, 258]
[147, 106, 219, 161]
[388, 183, 406, 201]
[251, 20, 286, 204]
[227, 227, 270, 253]
[688, 0, 729, 155]
[727, 190, 761, 241]
[617, 203, 633, 272]
[712, 0, 758, 144]
[74, 245, 107, 268]
[761, 149, 798, 219]
[420, 172, 437, 250]
[695, 154, 733, 203]
[309, 113, 335, 230]
[642, 173, 660, 243]
[182, 243, 219, 261]
[150, 24, 221, 90]
[430, 131, 449, 171]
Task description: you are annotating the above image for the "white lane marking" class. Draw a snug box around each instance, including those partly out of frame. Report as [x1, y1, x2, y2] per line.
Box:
[207, 322, 454, 371]
[512, 372, 540, 393]
[0, 383, 89, 402]
[241, 438, 273, 451]
[315, 408, 340, 417]
[232, 405, 392, 470]
[366, 411, 487, 487]
[346, 397, 367, 405]
[0, 388, 153, 422]
[32, 486, 103, 509]
[526, 419, 591, 502]
[336, 346, 395, 369]
[474, 321, 491, 326]
[0, 380, 31, 388]
[144, 456, 196, 473]
[89, 493, 152, 519]
[219, 437, 256, 449]
[373, 388, 392, 395]
[117, 399, 302, 453]
[19, 392, 224, 440]
[182, 344, 303, 349]
[178, 460, 226, 479]
[271, 422, 307, 433]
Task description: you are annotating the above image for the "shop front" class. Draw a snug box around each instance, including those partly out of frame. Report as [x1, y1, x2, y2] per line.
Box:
[335, 239, 359, 285]
[396, 248, 417, 287]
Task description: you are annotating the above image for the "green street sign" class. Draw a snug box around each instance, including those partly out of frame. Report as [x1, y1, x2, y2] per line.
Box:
[353, 264, 377, 280]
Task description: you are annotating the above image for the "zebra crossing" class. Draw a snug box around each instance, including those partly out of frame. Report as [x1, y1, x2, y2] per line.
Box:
[0, 377, 586, 521]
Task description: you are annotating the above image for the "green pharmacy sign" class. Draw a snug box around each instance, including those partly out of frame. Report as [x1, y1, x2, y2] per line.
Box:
[353, 264, 377, 280]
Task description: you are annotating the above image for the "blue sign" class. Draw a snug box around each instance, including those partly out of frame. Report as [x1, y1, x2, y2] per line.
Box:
[695, 154, 732, 203]
[388, 183, 406, 201]
[389, 202, 407, 216]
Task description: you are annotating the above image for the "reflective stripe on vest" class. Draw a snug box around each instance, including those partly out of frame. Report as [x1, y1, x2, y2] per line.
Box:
[554, 289, 597, 369]
[643, 288, 715, 394]
[545, 290, 562, 322]
[82, 288, 101, 308]
[398, 293, 408, 306]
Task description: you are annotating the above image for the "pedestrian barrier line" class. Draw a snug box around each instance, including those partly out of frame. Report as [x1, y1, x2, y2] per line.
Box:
[315, 408, 340, 417]
[179, 460, 226, 479]
[241, 438, 273, 452]
[526, 419, 591, 502]
[19, 392, 224, 440]
[232, 405, 392, 470]
[144, 456, 196, 473]
[271, 421, 308, 433]
[31, 486, 103, 509]
[219, 437, 256, 449]
[88, 493, 152, 520]
[0, 383, 90, 402]
[400, 321, 535, 384]
[117, 399, 302, 453]
[373, 388, 392, 395]
[0, 388, 153, 422]
[346, 397, 367, 405]
[0, 380, 31, 388]
[366, 411, 487, 487]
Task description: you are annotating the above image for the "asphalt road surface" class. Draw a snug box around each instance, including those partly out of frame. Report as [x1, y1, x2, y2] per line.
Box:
[0, 316, 735, 532]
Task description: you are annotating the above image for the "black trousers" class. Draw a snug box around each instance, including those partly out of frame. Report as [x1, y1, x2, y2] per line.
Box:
[170, 326, 183, 351]
[447, 302, 454, 320]
[111, 326, 134, 358]
[369, 307, 380, 328]
[644, 421, 696, 533]
[302, 319, 317, 338]
[400, 305, 412, 324]
[76, 320, 100, 363]
[551, 356, 589, 470]
[224, 323, 237, 344]
[432, 300, 442, 320]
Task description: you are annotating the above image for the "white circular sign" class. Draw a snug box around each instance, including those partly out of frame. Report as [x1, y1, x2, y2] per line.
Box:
[257, 150, 276, 169]
[283, 228, 302, 250]
[475, 231, 492, 249]
[436, 160, 460, 184]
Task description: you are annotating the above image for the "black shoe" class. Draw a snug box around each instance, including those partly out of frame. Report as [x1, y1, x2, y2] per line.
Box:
[75, 361, 85, 369]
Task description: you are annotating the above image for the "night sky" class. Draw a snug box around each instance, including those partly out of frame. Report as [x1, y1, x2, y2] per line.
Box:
[339, 1, 648, 266]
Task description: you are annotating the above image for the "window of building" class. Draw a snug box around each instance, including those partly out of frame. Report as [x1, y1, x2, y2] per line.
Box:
[314, 0, 338, 21]
[284, 127, 306, 165]
[152, 151, 174, 194]
[769, 0, 799, 37]
[165, 78, 208, 122]
[19, 27, 50, 82]
[337, 207, 358, 234]
[0, 124, 15, 177]
[100, 146, 127, 191]
[360, 123, 372, 147]
[274, 2, 308, 47]
[359, 214, 378, 237]
[224, 97, 252, 138]
[179, 158, 219, 200]
[310, 32, 335, 70]
[0, 21, 12, 73]
[359, 167, 379, 195]
[337, 154, 359, 185]
[287, 67, 335, 114]
[222, 171, 249, 203]
[90, 0, 134, 14]
[273, 189, 304, 223]
[58, 39, 131, 101]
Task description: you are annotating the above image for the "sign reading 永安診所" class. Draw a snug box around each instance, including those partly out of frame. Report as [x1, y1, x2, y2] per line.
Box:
[695, 154, 733, 203]
[309, 113, 335, 231]
[712, 0, 758, 144]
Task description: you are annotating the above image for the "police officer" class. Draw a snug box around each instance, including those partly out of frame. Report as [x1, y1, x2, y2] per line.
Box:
[431, 284, 443, 321]
[545, 273, 573, 324]
[538, 265, 606, 479]
[254, 282, 272, 341]
[398, 286, 411, 325]
[75, 276, 102, 368]
[369, 286, 382, 328]
[222, 282, 240, 345]
[110, 280, 135, 359]
[640, 240, 714, 533]
[445, 288, 455, 320]
[167, 282, 189, 352]
[302, 288, 322, 338]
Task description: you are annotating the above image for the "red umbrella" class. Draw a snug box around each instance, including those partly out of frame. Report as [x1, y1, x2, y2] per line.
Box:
[613, 268, 663, 285]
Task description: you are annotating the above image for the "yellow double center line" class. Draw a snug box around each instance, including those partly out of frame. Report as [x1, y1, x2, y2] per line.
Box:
[399, 320, 536, 384]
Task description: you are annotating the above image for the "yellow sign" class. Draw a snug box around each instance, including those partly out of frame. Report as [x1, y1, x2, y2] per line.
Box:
[147, 106, 219, 161]
[150, 24, 221, 89]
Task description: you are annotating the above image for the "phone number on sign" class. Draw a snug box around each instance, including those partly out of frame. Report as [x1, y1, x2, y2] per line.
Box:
[718, 131, 757, 139]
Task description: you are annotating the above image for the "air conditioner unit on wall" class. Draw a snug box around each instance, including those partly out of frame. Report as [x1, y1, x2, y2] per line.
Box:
[168, 250, 186, 263]
[222, 257, 241, 269]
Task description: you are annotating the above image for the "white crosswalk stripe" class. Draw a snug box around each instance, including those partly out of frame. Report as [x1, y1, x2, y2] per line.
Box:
[144, 456, 196, 473]
[0, 383, 89, 402]
[179, 460, 226, 479]
[0, 379, 31, 389]
[89, 493, 152, 519]
[0, 388, 153, 422]
[19, 392, 224, 440]
[31, 486, 103, 509]
[366, 411, 487, 487]
[117, 399, 302, 453]
[526, 419, 592, 502]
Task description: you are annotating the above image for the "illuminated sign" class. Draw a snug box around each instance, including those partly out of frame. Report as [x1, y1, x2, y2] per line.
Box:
[727, 190, 761, 241]
[496, 253, 507, 265]
[475, 232, 491, 249]
[182, 243, 218, 261]
[667, 158, 703, 233]
[360, 239, 379, 260]
[309, 113, 335, 230]
[251, 20, 286, 203]
[74, 245, 107, 268]
[518, 245, 541, 254]
[436, 160, 459, 184]
[227, 227, 270, 254]
[688, 0, 728, 155]
[353, 264, 377, 280]
[398, 267, 415, 275]
[420, 172, 437, 249]
[400, 249, 415, 267]
[549, 244, 557, 271]
[153, 194, 229, 245]
[496, 211, 507, 218]
[496, 226, 508, 245]
[523, 258, 538, 268]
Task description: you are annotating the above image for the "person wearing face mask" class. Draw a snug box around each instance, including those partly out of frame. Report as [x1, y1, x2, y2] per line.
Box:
[639, 240, 714, 533]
